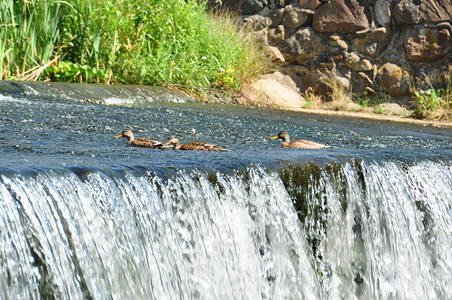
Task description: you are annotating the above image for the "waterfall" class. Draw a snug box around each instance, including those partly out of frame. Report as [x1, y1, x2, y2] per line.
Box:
[0, 159, 451, 299]
[0, 166, 320, 299]
[279, 159, 452, 299]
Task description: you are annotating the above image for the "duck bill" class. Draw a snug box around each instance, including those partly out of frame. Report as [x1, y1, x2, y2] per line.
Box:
[114, 133, 123, 139]
[163, 142, 172, 148]
[270, 136, 279, 140]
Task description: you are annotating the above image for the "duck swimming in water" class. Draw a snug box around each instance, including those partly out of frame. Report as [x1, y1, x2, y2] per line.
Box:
[114, 130, 165, 149]
[164, 136, 229, 151]
[271, 130, 329, 149]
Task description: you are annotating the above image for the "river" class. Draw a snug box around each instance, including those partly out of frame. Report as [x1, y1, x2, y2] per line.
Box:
[0, 82, 451, 299]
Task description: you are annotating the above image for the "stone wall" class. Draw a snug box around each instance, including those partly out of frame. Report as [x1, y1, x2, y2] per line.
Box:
[209, 0, 452, 103]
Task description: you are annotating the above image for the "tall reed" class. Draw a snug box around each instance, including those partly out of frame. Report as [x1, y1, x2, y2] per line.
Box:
[0, 0, 272, 89]
[0, 0, 65, 79]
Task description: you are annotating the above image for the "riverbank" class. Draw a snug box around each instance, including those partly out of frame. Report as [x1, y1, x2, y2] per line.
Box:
[234, 71, 452, 129]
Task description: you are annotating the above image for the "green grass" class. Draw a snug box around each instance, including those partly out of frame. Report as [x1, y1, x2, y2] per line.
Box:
[0, 0, 271, 90]
[412, 79, 452, 120]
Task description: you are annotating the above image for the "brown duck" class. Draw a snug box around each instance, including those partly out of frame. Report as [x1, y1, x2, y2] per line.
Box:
[164, 136, 229, 151]
[114, 130, 165, 149]
[271, 130, 329, 149]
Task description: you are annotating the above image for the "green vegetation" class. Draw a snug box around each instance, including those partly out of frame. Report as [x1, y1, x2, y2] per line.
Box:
[412, 83, 452, 120]
[0, 0, 270, 90]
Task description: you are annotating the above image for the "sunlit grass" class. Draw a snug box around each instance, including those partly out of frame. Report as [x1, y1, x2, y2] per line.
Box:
[0, 0, 272, 90]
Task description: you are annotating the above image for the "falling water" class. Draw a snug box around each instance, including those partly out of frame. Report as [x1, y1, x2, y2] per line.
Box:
[0, 159, 451, 299]
[280, 159, 452, 299]
[0, 166, 320, 299]
[1, 85, 451, 299]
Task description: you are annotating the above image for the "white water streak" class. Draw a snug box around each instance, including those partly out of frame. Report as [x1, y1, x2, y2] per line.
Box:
[323, 161, 452, 300]
[0, 167, 319, 299]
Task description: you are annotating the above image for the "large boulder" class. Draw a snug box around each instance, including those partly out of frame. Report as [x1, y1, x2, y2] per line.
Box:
[404, 26, 451, 62]
[312, 0, 369, 33]
[241, 71, 307, 108]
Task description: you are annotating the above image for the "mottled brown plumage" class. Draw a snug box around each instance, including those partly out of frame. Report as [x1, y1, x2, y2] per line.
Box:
[164, 136, 229, 151]
[271, 131, 329, 149]
[114, 130, 165, 149]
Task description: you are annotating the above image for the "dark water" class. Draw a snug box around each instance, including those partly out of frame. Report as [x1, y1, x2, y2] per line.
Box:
[1, 83, 452, 299]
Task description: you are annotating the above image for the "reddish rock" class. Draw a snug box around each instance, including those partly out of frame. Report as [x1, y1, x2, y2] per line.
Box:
[299, 0, 322, 10]
[312, 0, 369, 33]
[405, 26, 451, 62]
[421, 0, 452, 23]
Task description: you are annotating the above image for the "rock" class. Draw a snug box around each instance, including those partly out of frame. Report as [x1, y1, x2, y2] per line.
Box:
[242, 0, 264, 15]
[335, 75, 351, 90]
[268, 25, 285, 44]
[312, 0, 369, 33]
[353, 27, 391, 57]
[375, 0, 391, 26]
[353, 59, 374, 72]
[281, 6, 309, 29]
[299, 0, 322, 10]
[345, 52, 361, 69]
[421, 0, 452, 23]
[241, 71, 306, 108]
[328, 35, 349, 52]
[242, 15, 272, 30]
[302, 71, 332, 95]
[378, 103, 410, 116]
[376, 63, 409, 97]
[404, 26, 451, 62]
[267, 8, 285, 26]
[283, 27, 325, 65]
[267, 46, 286, 62]
[392, 0, 421, 25]
[269, 0, 286, 8]
[353, 72, 375, 95]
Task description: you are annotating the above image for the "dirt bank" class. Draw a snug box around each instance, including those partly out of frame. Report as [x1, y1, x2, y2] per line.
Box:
[239, 71, 452, 129]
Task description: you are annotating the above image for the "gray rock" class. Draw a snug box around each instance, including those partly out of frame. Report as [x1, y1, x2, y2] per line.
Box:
[243, 15, 273, 30]
[282, 6, 309, 29]
[283, 27, 325, 65]
[375, 0, 391, 26]
[267, 8, 285, 27]
[392, 0, 421, 25]
[268, 25, 285, 44]
[242, 0, 265, 15]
